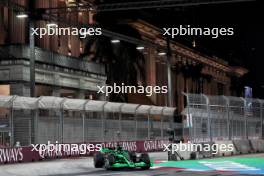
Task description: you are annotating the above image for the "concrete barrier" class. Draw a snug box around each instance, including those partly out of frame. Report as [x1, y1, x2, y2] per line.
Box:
[149, 152, 168, 161]
[179, 151, 195, 160]
[233, 140, 253, 154]
[250, 139, 264, 153]
[214, 140, 236, 157]
[167, 143, 197, 160]
[197, 142, 215, 159]
[168, 150, 196, 160]
[167, 142, 219, 160]
[168, 142, 226, 160]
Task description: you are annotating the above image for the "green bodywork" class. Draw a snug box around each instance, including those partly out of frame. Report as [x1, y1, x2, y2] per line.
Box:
[100, 148, 153, 169]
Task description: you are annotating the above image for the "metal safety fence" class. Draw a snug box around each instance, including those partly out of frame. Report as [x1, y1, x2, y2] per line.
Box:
[0, 95, 176, 146]
[182, 93, 264, 142]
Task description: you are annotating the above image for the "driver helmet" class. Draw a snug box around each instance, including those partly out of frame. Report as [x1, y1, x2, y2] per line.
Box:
[117, 145, 123, 151]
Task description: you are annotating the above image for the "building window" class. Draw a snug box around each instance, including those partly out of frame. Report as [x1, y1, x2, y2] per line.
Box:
[217, 83, 224, 95]
[0, 85, 10, 95]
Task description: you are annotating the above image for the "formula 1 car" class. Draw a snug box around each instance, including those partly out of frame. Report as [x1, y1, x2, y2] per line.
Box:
[93, 146, 152, 170]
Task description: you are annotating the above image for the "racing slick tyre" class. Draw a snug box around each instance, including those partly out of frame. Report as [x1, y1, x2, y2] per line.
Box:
[94, 153, 105, 168]
[107, 154, 116, 165]
[140, 153, 151, 170]
[104, 154, 116, 170]
[129, 151, 137, 162]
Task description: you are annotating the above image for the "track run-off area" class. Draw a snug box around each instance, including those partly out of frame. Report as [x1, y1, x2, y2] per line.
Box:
[0, 153, 264, 176]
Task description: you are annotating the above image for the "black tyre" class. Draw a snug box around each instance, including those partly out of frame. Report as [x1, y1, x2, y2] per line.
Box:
[168, 151, 178, 161]
[94, 153, 105, 168]
[140, 153, 151, 170]
[107, 154, 115, 165]
[129, 151, 137, 162]
[104, 154, 115, 170]
[190, 152, 197, 160]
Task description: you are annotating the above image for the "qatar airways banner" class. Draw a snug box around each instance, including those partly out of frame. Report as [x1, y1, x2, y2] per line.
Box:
[101, 140, 170, 152]
[0, 139, 169, 164]
[0, 147, 40, 164]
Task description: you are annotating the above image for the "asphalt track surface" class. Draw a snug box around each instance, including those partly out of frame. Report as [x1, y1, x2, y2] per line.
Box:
[0, 153, 264, 176]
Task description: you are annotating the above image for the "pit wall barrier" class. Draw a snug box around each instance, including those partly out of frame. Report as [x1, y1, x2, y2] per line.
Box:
[0, 139, 169, 165]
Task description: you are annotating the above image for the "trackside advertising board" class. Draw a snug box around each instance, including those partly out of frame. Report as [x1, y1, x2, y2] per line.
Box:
[0, 139, 169, 164]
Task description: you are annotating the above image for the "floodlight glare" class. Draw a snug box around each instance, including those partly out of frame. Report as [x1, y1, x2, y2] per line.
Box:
[136, 46, 145, 50]
[111, 39, 120, 43]
[158, 52, 166, 56]
[16, 14, 28, 18]
[46, 23, 58, 27]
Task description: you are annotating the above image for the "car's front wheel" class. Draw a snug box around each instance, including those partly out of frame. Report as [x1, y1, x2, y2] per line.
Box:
[140, 153, 151, 170]
[104, 154, 115, 170]
[94, 153, 105, 168]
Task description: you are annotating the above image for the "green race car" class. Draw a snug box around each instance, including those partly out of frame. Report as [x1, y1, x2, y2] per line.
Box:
[93, 146, 153, 170]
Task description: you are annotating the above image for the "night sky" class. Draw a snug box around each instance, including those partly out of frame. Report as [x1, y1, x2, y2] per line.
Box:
[96, 0, 264, 98]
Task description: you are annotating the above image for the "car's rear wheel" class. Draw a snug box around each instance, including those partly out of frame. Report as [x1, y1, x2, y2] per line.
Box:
[94, 153, 105, 168]
[129, 151, 137, 162]
[140, 153, 151, 170]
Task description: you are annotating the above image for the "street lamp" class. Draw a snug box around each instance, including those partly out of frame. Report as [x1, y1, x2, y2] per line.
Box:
[158, 52, 166, 56]
[46, 23, 58, 27]
[16, 14, 28, 18]
[136, 46, 144, 50]
[16, 10, 35, 97]
[111, 39, 120, 43]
